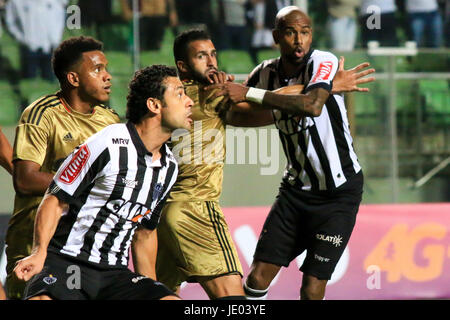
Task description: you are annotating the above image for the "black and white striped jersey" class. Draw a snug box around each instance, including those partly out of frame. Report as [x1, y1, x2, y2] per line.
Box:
[47, 121, 178, 268]
[246, 49, 362, 191]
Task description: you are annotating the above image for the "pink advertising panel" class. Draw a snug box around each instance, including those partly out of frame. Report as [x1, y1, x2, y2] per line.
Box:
[177, 204, 450, 300]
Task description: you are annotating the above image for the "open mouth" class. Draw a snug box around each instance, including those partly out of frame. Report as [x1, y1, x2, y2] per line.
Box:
[294, 48, 304, 58]
[104, 85, 112, 93]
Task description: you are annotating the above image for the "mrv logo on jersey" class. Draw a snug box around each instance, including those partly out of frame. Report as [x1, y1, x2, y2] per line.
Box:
[59, 145, 90, 184]
[105, 198, 152, 223]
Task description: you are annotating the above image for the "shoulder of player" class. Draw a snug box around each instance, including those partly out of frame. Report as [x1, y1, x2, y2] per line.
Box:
[19, 94, 61, 125]
[82, 123, 127, 155]
[251, 57, 279, 74]
[245, 57, 279, 87]
[95, 104, 120, 119]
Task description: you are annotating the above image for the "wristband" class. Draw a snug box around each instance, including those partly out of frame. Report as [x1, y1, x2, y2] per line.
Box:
[245, 87, 267, 104]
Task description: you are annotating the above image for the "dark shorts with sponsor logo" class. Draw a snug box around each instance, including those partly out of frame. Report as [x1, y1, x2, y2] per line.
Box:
[254, 171, 363, 280]
[23, 252, 176, 300]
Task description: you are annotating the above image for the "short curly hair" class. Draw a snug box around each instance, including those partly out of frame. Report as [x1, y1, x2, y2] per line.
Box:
[126, 65, 178, 124]
[52, 36, 103, 85]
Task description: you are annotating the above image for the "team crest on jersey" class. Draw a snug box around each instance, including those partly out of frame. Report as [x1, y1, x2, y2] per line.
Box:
[311, 61, 333, 83]
[152, 183, 163, 202]
[58, 145, 90, 184]
[43, 274, 57, 285]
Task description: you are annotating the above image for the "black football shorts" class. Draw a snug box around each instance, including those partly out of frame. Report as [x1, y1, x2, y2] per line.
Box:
[254, 172, 363, 280]
[23, 252, 176, 300]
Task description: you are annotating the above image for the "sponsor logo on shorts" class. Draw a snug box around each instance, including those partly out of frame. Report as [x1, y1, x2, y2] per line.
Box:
[314, 254, 330, 263]
[132, 276, 147, 283]
[316, 233, 343, 247]
[43, 274, 57, 285]
[58, 144, 90, 184]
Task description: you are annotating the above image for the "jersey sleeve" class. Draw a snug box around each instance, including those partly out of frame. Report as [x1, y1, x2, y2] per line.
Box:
[140, 161, 178, 230]
[305, 52, 339, 93]
[13, 107, 52, 165]
[244, 63, 265, 89]
[48, 129, 111, 205]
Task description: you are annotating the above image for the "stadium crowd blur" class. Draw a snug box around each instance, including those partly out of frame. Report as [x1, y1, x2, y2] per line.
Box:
[0, 0, 448, 81]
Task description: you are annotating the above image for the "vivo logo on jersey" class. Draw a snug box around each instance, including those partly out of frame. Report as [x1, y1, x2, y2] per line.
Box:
[58, 145, 90, 184]
[105, 198, 151, 223]
[311, 61, 333, 83]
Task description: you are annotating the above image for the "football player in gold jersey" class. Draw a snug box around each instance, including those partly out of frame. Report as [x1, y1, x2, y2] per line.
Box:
[5, 36, 120, 299]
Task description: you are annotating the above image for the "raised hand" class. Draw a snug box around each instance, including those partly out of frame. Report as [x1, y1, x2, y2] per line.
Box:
[207, 71, 235, 84]
[204, 82, 249, 104]
[332, 56, 376, 93]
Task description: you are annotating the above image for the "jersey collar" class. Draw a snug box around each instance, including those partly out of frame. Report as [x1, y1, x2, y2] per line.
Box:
[126, 121, 168, 167]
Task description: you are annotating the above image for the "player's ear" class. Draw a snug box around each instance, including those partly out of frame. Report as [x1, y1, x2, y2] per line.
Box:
[176, 60, 188, 74]
[272, 29, 280, 44]
[66, 71, 80, 88]
[146, 97, 162, 115]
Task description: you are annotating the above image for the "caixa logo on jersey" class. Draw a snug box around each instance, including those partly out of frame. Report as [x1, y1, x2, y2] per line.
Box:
[58, 145, 90, 184]
[105, 198, 152, 223]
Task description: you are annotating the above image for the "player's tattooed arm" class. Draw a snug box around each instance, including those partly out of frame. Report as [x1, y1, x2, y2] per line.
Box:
[14, 192, 66, 281]
[224, 85, 305, 126]
[262, 87, 330, 117]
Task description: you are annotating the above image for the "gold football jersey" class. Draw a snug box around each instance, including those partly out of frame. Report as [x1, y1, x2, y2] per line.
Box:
[168, 81, 229, 202]
[10, 92, 120, 231]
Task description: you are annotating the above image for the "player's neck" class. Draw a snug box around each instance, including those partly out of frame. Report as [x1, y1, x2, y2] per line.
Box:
[281, 56, 306, 78]
[60, 91, 96, 114]
[134, 120, 170, 157]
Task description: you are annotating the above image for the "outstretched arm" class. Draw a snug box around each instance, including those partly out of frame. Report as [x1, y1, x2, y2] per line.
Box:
[207, 59, 375, 117]
[224, 84, 305, 127]
[14, 192, 66, 281]
[210, 83, 329, 117]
